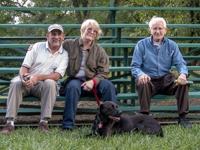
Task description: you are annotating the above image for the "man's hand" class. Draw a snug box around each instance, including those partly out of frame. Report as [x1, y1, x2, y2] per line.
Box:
[176, 73, 187, 86]
[22, 74, 30, 82]
[28, 44, 34, 51]
[22, 74, 39, 88]
[138, 74, 151, 84]
[81, 80, 94, 91]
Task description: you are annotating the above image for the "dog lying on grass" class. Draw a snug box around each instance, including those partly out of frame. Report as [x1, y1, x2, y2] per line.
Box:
[87, 101, 163, 137]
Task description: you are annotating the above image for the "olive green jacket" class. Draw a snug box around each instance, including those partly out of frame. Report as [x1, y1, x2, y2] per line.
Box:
[62, 38, 110, 85]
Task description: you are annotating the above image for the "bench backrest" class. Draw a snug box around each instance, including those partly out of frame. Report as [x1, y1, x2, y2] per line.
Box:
[0, 4, 200, 95]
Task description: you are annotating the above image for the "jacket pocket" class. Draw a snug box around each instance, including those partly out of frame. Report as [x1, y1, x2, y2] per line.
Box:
[87, 59, 96, 67]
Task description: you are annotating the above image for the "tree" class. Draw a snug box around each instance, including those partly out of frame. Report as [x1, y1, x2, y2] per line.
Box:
[1, 0, 200, 55]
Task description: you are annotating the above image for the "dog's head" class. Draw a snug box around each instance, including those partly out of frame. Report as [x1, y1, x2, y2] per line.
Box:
[97, 101, 122, 124]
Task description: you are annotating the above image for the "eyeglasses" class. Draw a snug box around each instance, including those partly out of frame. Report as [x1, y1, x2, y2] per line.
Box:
[151, 27, 165, 31]
[86, 28, 98, 34]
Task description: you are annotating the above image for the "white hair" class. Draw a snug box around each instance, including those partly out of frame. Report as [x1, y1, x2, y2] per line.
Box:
[149, 16, 167, 29]
[80, 19, 102, 40]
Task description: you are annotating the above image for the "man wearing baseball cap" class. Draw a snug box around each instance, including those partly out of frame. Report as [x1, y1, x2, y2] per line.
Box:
[1, 24, 69, 135]
[48, 24, 64, 33]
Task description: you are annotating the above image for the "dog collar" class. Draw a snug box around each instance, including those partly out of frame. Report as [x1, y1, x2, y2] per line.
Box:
[98, 123, 103, 128]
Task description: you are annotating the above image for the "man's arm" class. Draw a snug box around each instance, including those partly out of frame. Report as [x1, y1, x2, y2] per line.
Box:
[172, 44, 188, 76]
[130, 43, 145, 79]
[19, 66, 61, 88]
[30, 73, 61, 83]
[172, 43, 188, 86]
[19, 66, 29, 86]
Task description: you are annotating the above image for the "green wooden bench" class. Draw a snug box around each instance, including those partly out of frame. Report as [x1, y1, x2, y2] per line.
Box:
[1, 5, 200, 125]
[0, 47, 200, 119]
[0, 92, 200, 118]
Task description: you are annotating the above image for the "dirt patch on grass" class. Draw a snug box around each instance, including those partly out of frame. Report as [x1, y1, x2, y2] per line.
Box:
[0, 101, 98, 125]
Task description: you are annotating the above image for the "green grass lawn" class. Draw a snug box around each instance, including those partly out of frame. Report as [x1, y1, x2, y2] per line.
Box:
[0, 123, 200, 150]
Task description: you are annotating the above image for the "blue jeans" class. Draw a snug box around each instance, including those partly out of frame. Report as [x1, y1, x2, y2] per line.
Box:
[62, 79, 117, 129]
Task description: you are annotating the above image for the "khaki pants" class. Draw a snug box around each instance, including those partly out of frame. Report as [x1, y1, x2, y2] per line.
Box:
[5, 75, 58, 120]
[136, 73, 189, 116]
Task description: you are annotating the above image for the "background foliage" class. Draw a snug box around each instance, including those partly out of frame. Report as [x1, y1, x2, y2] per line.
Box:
[1, 0, 200, 39]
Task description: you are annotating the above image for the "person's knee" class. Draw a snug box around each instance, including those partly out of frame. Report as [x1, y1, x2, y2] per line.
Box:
[43, 79, 57, 88]
[66, 80, 80, 90]
[99, 80, 114, 89]
[98, 80, 117, 98]
[137, 81, 151, 88]
[10, 80, 22, 88]
[66, 84, 79, 90]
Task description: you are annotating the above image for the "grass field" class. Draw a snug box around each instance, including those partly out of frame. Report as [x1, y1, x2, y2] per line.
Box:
[0, 123, 200, 150]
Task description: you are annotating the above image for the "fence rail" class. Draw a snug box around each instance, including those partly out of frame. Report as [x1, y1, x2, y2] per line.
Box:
[1, 24, 200, 28]
[1, 6, 200, 11]
[1, 43, 200, 48]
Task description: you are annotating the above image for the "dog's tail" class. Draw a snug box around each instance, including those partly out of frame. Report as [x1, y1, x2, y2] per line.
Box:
[158, 128, 164, 137]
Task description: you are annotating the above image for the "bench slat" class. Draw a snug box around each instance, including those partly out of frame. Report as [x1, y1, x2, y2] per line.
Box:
[0, 56, 117, 61]
[1, 23, 200, 28]
[1, 36, 200, 41]
[0, 92, 199, 102]
[1, 43, 200, 48]
[0, 105, 200, 115]
[1, 56, 200, 61]
[2, 66, 200, 73]
[1, 6, 200, 11]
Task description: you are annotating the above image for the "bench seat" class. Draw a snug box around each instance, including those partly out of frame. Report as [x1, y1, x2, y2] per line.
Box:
[0, 105, 200, 115]
[0, 66, 200, 74]
[0, 92, 199, 103]
[0, 92, 200, 117]
[1, 78, 200, 86]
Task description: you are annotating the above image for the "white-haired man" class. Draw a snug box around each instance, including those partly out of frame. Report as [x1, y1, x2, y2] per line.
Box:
[131, 16, 192, 128]
[1, 24, 69, 135]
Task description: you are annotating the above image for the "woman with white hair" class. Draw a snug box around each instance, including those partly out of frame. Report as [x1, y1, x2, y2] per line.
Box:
[62, 19, 117, 131]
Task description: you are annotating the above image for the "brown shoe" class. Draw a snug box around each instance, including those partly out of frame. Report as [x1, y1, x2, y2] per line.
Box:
[1, 122, 15, 135]
[38, 122, 49, 133]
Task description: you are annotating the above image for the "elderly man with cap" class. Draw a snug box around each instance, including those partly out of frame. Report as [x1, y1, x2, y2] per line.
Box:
[1, 24, 69, 135]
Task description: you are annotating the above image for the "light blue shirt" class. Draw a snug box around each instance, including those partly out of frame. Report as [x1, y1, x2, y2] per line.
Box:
[131, 36, 188, 79]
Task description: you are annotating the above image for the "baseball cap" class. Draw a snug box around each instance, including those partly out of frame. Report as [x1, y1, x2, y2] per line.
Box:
[48, 24, 64, 33]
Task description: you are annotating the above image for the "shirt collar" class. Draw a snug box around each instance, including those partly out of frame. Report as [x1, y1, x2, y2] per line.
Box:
[45, 41, 64, 53]
[79, 38, 94, 52]
[150, 35, 166, 44]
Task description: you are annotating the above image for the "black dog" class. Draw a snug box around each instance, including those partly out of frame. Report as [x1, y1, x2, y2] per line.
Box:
[87, 101, 163, 137]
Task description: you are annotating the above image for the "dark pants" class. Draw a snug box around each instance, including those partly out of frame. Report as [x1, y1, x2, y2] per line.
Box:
[62, 79, 117, 129]
[136, 73, 189, 117]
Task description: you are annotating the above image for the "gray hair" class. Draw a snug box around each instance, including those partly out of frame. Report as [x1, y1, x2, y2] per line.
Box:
[80, 19, 102, 40]
[149, 16, 167, 29]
